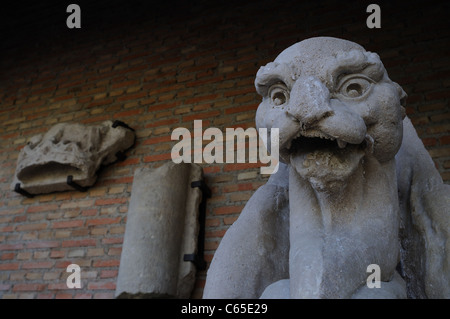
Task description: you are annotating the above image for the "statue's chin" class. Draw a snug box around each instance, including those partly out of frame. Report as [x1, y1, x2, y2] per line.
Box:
[289, 145, 365, 192]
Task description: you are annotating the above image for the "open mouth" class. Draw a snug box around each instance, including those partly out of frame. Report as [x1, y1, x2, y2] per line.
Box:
[281, 129, 373, 181]
[288, 134, 369, 155]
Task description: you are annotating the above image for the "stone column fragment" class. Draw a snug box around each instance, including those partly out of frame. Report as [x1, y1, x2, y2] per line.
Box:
[115, 162, 204, 298]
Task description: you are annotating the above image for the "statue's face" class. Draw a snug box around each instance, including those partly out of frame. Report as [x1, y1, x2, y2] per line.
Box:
[255, 37, 406, 188]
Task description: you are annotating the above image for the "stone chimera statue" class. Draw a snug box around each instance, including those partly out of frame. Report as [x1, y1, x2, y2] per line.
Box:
[203, 37, 450, 299]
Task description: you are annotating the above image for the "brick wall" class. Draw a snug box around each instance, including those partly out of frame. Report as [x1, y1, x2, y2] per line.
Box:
[0, 0, 449, 298]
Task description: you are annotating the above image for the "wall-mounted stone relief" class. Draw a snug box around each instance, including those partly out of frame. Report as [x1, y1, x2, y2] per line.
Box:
[203, 37, 450, 299]
[116, 162, 208, 299]
[11, 120, 135, 196]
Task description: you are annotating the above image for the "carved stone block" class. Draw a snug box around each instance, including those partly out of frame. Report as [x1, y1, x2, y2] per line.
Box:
[115, 162, 204, 298]
[11, 120, 135, 195]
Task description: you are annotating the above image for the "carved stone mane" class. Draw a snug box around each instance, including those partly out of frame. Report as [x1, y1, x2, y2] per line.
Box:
[203, 37, 450, 299]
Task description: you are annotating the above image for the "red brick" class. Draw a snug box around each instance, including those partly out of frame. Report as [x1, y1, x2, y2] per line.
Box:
[224, 103, 258, 114]
[32, 86, 57, 95]
[426, 90, 450, 100]
[93, 260, 120, 267]
[105, 244, 120, 253]
[0, 263, 20, 270]
[223, 87, 256, 97]
[81, 115, 110, 124]
[147, 101, 178, 112]
[185, 76, 224, 87]
[16, 223, 48, 231]
[145, 118, 179, 128]
[182, 110, 221, 122]
[102, 237, 123, 245]
[22, 261, 53, 269]
[113, 109, 143, 118]
[213, 205, 244, 215]
[222, 182, 256, 193]
[223, 162, 262, 171]
[101, 176, 134, 185]
[27, 204, 59, 213]
[100, 270, 118, 278]
[13, 283, 46, 292]
[62, 239, 97, 248]
[422, 138, 437, 147]
[93, 292, 115, 299]
[142, 135, 172, 145]
[143, 153, 172, 162]
[224, 216, 239, 225]
[184, 94, 220, 105]
[0, 243, 24, 251]
[50, 250, 65, 258]
[87, 98, 114, 108]
[53, 94, 75, 101]
[26, 241, 59, 249]
[1, 252, 15, 260]
[0, 284, 11, 291]
[52, 220, 84, 229]
[205, 229, 227, 238]
[0, 208, 25, 216]
[116, 92, 147, 102]
[55, 261, 72, 269]
[88, 281, 116, 290]
[115, 157, 140, 166]
[203, 165, 221, 174]
[439, 136, 450, 145]
[48, 283, 70, 290]
[1, 132, 20, 139]
[81, 209, 98, 216]
[94, 198, 128, 206]
[86, 217, 121, 226]
[0, 226, 14, 232]
[111, 80, 139, 89]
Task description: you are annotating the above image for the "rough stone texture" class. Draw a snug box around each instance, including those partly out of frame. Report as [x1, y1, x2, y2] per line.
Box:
[115, 162, 203, 298]
[203, 37, 450, 299]
[11, 120, 135, 195]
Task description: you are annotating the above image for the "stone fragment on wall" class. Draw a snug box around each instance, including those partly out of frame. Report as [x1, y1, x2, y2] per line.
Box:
[115, 162, 204, 298]
[11, 120, 135, 195]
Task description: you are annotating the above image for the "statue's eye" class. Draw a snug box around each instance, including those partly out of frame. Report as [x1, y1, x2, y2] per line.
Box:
[269, 84, 289, 106]
[338, 76, 373, 98]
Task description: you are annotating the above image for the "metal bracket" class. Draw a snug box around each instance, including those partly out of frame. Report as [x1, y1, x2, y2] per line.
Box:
[112, 120, 135, 132]
[183, 180, 211, 271]
[66, 175, 88, 192]
[14, 183, 34, 198]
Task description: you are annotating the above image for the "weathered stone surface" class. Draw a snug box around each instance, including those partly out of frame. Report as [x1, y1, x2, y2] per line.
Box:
[11, 120, 135, 195]
[203, 37, 450, 299]
[115, 162, 203, 299]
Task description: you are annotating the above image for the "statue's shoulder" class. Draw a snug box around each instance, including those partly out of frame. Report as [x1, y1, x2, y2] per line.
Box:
[266, 162, 289, 189]
[244, 162, 289, 216]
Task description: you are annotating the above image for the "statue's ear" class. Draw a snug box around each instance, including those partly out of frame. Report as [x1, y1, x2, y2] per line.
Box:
[393, 82, 407, 119]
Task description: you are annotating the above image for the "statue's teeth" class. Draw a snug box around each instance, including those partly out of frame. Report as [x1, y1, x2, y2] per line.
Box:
[337, 139, 347, 149]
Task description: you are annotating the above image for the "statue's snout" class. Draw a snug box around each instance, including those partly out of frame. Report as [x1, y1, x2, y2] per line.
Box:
[286, 76, 334, 128]
[288, 76, 367, 145]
